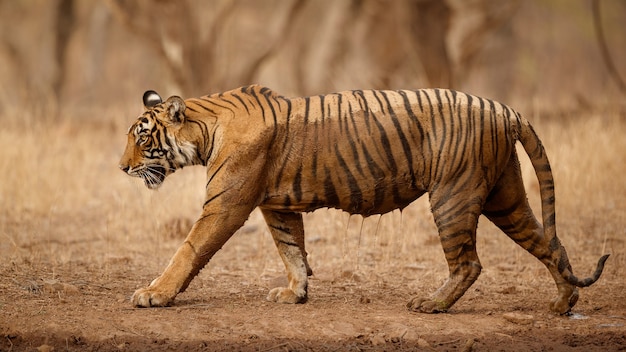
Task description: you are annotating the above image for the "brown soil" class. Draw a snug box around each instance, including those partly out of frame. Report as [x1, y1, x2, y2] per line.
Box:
[1, 212, 624, 352]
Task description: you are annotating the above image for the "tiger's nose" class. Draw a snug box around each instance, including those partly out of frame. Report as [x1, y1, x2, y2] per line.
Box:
[119, 165, 130, 173]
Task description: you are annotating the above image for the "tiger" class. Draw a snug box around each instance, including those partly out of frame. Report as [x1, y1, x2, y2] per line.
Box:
[119, 85, 609, 314]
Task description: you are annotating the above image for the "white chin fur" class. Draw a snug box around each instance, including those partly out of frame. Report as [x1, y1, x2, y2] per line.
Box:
[144, 179, 163, 190]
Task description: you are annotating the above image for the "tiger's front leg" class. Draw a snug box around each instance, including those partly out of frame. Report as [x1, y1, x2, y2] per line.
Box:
[261, 209, 311, 304]
[131, 237, 202, 307]
[132, 204, 255, 307]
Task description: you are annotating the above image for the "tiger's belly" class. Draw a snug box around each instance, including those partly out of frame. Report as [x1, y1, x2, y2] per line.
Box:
[261, 174, 427, 216]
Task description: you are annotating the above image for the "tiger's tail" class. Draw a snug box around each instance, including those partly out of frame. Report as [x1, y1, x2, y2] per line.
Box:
[517, 116, 609, 287]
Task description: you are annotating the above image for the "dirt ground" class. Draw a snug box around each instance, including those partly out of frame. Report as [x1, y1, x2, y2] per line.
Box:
[1, 115, 625, 351]
[1, 208, 625, 352]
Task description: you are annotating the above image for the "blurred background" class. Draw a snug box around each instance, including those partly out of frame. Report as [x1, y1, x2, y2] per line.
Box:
[1, 3, 625, 342]
[1, 0, 625, 119]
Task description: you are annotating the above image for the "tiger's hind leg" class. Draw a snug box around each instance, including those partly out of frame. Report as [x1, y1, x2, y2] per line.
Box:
[482, 154, 577, 314]
[407, 184, 485, 313]
[261, 209, 311, 304]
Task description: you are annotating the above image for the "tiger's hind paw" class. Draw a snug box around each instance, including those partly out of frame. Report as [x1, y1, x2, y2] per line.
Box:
[550, 287, 579, 315]
[266, 287, 307, 304]
[406, 297, 448, 313]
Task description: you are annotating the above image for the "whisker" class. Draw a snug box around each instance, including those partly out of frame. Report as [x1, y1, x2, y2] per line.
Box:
[129, 164, 168, 189]
[144, 170, 158, 186]
[150, 168, 167, 177]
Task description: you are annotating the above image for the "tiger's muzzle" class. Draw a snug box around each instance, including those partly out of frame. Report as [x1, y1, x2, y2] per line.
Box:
[119, 164, 167, 190]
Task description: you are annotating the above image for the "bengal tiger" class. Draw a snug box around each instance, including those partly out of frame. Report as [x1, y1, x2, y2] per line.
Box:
[119, 85, 609, 314]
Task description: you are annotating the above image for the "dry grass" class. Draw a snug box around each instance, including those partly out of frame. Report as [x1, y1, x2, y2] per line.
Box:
[0, 108, 624, 295]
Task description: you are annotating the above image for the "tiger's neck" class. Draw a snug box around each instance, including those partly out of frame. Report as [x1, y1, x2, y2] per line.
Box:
[183, 121, 218, 167]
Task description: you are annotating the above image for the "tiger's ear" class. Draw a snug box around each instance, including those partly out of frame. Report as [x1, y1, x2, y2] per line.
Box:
[143, 90, 162, 109]
[164, 96, 186, 125]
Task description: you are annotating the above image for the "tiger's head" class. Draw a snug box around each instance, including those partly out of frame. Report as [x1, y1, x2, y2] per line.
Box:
[119, 90, 197, 189]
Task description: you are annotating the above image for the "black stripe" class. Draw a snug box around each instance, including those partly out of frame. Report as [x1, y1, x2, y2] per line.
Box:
[451, 261, 482, 276]
[415, 90, 425, 113]
[549, 235, 560, 251]
[557, 253, 568, 274]
[478, 98, 486, 163]
[303, 97, 310, 125]
[335, 145, 363, 212]
[187, 120, 211, 164]
[445, 91, 464, 175]
[464, 93, 475, 163]
[381, 91, 415, 187]
[506, 226, 537, 243]
[343, 105, 364, 177]
[440, 229, 473, 245]
[323, 167, 340, 206]
[449, 89, 457, 104]
[431, 89, 446, 182]
[278, 239, 298, 247]
[262, 92, 279, 146]
[319, 95, 326, 127]
[204, 127, 218, 165]
[203, 188, 229, 208]
[353, 90, 372, 133]
[269, 224, 292, 234]
[248, 88, 266, 123]
[398, 90, 425, 141]
[431, 184, 483, 231]
[360, 141, 386, 209]
[268, 225, 299, 247]
[206, 157, 230, 188]
[371, 91, 398, 175]
[312, 120, 319, 179]
[373, 113, 398, 175]
[435, 199, 482, 234]
[199, 97, 237, 116]
[422, 92, 436, 184]
[185, 104, 202, 114]
[310, 193, 321, 209]
[293, 164, 303, 202]
[231, 93, 251, 114]
[337, 93, 344, 134]
[487, 99, 498, 163]
[284, 98, 292, 129]
[347, 100, 363, 142]
[544, 212, 556, 228]
[218, 95, 239, 109]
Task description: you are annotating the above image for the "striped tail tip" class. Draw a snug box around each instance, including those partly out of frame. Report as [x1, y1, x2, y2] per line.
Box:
[569, 254, 610, 287]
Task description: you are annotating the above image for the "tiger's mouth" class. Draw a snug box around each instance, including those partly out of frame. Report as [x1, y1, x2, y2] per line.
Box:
[138, 165, 167, 189]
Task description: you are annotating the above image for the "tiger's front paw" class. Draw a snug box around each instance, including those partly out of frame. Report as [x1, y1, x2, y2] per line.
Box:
[131, 286, 175, 307]
[406, 297, 448, 313]
[266, 287, 307, 304]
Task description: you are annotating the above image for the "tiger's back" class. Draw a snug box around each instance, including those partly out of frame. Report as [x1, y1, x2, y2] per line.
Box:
[120, 85, 608, 313]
